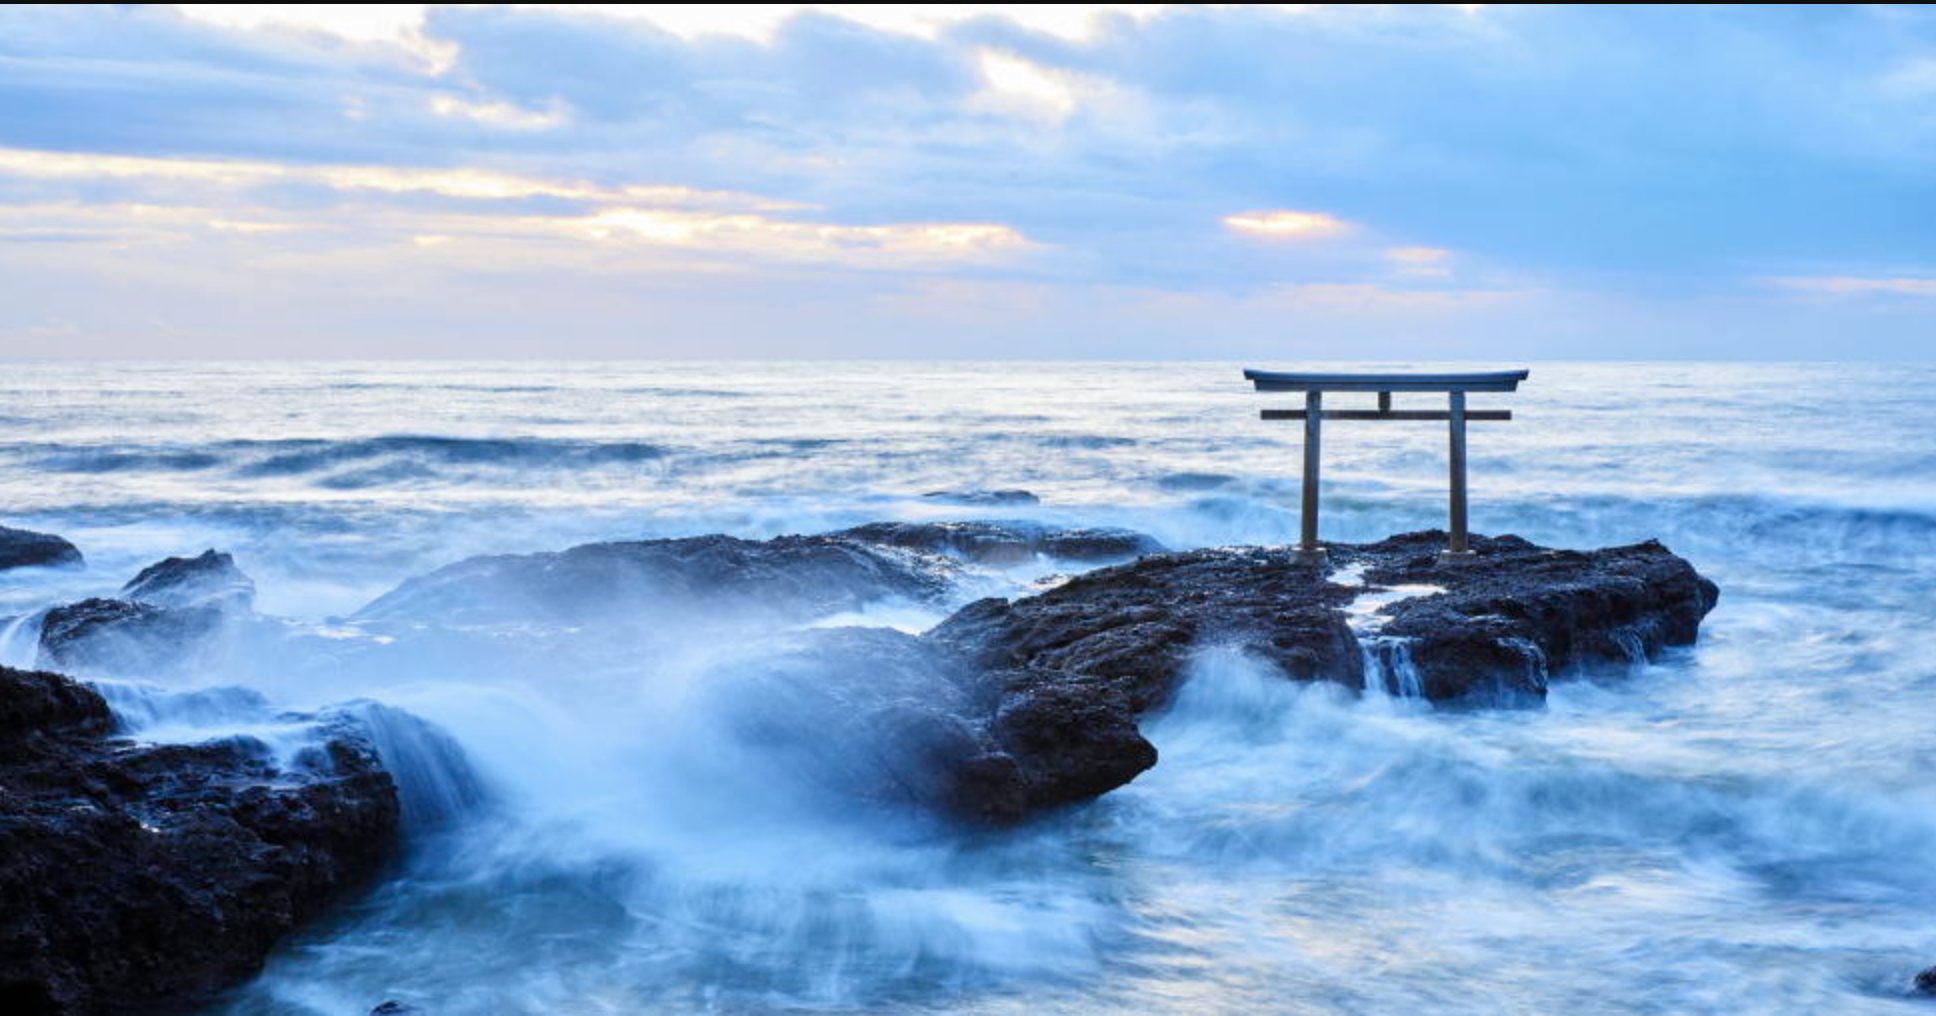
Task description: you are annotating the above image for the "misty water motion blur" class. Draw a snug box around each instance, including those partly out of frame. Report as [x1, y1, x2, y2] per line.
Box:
[3, 361, 1935, 1013]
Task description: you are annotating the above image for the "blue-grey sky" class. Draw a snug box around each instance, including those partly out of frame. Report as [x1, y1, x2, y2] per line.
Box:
[3, 3, 1934, 358]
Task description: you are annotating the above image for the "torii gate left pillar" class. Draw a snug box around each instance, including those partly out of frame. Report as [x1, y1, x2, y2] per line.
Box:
[1244, 369, 1530, 561]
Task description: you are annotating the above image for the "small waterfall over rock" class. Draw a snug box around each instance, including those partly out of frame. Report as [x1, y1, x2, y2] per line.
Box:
[0, 609, 45, 669]
[1609, 627, 1647, 668]
[1497, 636, 1551, 691]
[1360, 636, 1425, 698]
[1334, 563, 1439, 700]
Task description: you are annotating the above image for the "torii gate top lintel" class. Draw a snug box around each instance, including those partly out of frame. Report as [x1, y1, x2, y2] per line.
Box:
[1242, 369, 1529, 393]
[1244, 368, 1531, 561]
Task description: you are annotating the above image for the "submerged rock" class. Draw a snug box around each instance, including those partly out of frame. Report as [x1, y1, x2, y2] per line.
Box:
[0, 526, 82, 573]
[0, 665, 400, 1014]
[36, 551, 257, 676]
[835, 520, 1164, 565]
[919, 489, 1040, 506]
[355, 534, 960, 627]
[700, 627, 1029, 824]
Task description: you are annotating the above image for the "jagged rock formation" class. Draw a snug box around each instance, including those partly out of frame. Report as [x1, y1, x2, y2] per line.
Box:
[1346, 532, 1721, 702]
[0, 665, 400, 1014]
[918, 531, 1717, 821]
[0, 526, 82, 573]
[118, 549, 255, 611]
[37, 550, 256, 676]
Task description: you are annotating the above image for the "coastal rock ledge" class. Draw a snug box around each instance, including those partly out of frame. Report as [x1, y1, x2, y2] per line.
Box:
[923, 531, 1719, 822]
[0, 665, 400, 1014]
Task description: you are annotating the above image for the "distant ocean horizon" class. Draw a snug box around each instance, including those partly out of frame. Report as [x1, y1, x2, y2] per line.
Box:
[6, 359, 1936, 1012]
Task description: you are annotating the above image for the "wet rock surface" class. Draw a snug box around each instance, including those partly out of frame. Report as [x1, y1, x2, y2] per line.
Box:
[0, 526, 82, 573]
[37, 597, 226, 675]
[0, 665, 400, 1014]
[926, 545, 1359, 814]
[918, 530, 1716, 820]
[1347, 532, 1721, 703]
[37, 551, 257, 676]
[119, 548, 255, 611]
[835, 520, 1164, 565]
[355, 533, 960, 626]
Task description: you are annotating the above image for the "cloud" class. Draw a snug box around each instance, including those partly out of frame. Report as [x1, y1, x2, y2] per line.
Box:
[1222, 209, 1351, 239]
[1773, 276, 1936, 298]
[5, 4, 1936, 356]
[0, 146, 1037, 272]
[0, 147, 806, 211]
[427, 94, 567, 130]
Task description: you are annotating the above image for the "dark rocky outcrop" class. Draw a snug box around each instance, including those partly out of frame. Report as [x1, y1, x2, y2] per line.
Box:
[37, 597, 226, 676]
[1349, 532, 1721, 702]
[36, 551, 257, 676]
[1915, 966, 1936, 997]
[354, 534, 960, 627]
[835, 520, 1164, 566]
[119, 549, 255, 611]
[927, 546, 1358, 813]
[914, 531, 1716, 821]
[0, 665, 400, 1014]
[0, 526, 81, 573]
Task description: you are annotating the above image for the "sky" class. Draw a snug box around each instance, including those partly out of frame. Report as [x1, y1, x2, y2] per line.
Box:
[2, 3, 1934, 359]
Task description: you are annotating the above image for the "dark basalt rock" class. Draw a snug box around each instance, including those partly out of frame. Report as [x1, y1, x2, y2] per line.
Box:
[37, 597, 225, 675]
[34, 550, 258, 677]
[355, 533, 960, 627]
[932, 546, 1363, 709]
[1348, 531, 1721, 703]
[0, 526, 82, 572]
[119, 548, 255, 611]
[835, 520, 1164, 566]
[1915, 965, 1936, 997]
[0, 665, 400, 1014]
[919, 532, 1716, 821]
[920, 489, 1040, 506]
[927, 546, 1358, 814]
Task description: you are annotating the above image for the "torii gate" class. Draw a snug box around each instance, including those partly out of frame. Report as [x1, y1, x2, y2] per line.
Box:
[1243, 369, 1530, 561]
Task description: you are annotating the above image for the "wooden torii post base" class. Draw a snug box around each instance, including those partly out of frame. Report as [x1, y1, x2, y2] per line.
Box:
[1243, 369, 1530, 562]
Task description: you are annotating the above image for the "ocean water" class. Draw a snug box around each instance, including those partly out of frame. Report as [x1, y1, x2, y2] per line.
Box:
[3, 360, 1935, 1014]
